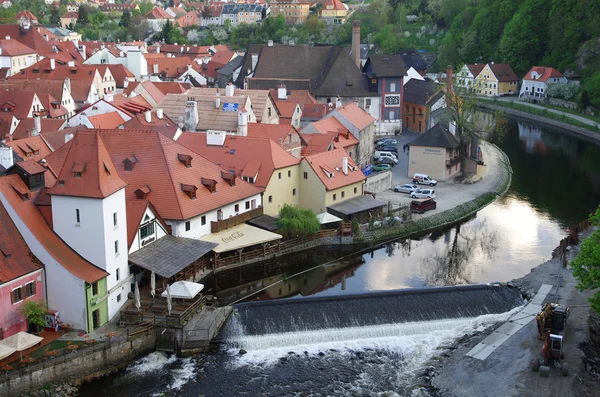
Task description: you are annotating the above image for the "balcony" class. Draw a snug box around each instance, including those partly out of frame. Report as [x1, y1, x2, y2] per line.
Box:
[210, 207, 263, 234]
[446, 157, 461, 168]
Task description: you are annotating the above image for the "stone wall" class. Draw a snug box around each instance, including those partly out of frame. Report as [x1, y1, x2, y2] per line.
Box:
[365, 171, 393, 194]
[0, 334, 155, 397]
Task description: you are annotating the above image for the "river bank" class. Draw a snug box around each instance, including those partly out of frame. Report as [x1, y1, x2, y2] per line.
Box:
[428, 226, 598, 397]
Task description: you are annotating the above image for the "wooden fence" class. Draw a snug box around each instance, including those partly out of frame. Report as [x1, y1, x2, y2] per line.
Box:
[558, 219, 592, 267]
[211, 207, 263, 233]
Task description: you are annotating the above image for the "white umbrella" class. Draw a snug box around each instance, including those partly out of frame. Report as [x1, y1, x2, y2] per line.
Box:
[0, 332, 43, 361]
[161, 281, 204, 299]
[150, 271, 156, 298]
[166, 284, 172, 315]
[0, 344, 16, 360]
[316, 212, 342, 225]
[134, 282, 141, 311]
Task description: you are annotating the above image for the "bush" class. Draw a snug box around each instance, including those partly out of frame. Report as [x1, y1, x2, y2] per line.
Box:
[277, 204, 321, 235]
[19, 300, 47, 330]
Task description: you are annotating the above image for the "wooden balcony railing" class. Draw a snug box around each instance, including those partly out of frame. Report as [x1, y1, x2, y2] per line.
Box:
[210, 206, 263, 233]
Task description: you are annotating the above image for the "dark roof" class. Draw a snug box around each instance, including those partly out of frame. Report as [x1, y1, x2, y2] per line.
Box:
[128, 235, 218, 278]
[234, 43, 264, 87]
[217, 56, 243, 77]
[346, 44, 370, 61]
[400, 51, 427, 71]
[408, 123, 459, 149]
[403, 79, 436, 105]
[248, 45, 376, 97]
[327, 195, 386, 216]
[249, 78, 311, 91]
[489, 63, 518, 82]
[247, 215, 280, 232]
[363, 55, 407, 77]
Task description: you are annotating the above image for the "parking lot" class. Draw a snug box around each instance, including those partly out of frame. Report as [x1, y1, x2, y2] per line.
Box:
[370, 134, 505, 219]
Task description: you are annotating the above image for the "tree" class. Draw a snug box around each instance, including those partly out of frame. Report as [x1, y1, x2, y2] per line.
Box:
[160, 19, 173, 42]
[77, 5, 89, 26]
[138, 0, 154, 16]
[579, 90, 591, 111]
[120, 9, 131, 28]
[277, 204, 321, 235]
[571, 208, 600, 313]
[50, 6, 60, 26]
[304, 16, 324, 37]
[19, 300, 47, 333]
[584, 72, 600, 110]
[201, 4, 212, 19]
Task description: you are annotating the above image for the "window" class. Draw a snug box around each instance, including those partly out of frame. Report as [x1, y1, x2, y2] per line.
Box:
[365, 98, 371, 106]
[341, 191, 345, 198]
[389, 110, 395, 120]
[303, 172, 308, 179]
[235, 204, 239, 213]
[114, 240, 119, 255]
[268, 107, 272, 117]
[12, 287, 22, 304]
[25, 282, 35, 298]
[390, 82, 396, 92]
[185, 221, 191, 231]
[76, 209, 80, 224]
[117, 294, 121, 302]
[288, 170, 291, 177]
[245, 201, 250, 210]
[268, 195, 273, 203]
[92, 282, 98, 296]
[354, 187, 357, 194]
[333, 193, 337, 201]
[278, 172, 282, 179]
[116, 268, 120, 281]
[217, 209, 223, 220]
[293, 188, 296, 196]
[140, 223, 154, 239]
[113, 212, 118, 227]
[201, 215, 206, 226]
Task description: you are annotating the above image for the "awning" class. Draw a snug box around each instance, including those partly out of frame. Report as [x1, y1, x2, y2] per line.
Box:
[0, 344, 16, 360]
[200, 223, 282, 253]
[128, 235, 218, 278]
[247, 214, 280, 231]
[327, 195, 386, 216]
[316, 212, 342, 224]
[161, 281, 204, 299]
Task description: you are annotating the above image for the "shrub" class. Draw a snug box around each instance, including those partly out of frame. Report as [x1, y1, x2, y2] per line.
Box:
[277, 204, 321, 235]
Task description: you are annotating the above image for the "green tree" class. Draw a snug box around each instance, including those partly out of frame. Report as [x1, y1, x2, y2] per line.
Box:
[19, 300, 47, 332]
[49, 6, 61, 25]
[584, 72, 600, 109]
[579, 90, 591, 111]
[161, 19, 173, 42]
[277, 204, 321, 235]
[304, 16, 325, 37]
[120, 9, 131, 27]
[571, 208, 600, 313]
[139, 0, 154, 16]
[77, 5, 89, 26]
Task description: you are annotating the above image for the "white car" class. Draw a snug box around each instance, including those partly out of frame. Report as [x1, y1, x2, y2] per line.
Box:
[411, 189, 435, 199]
[394, 184, 419, 194]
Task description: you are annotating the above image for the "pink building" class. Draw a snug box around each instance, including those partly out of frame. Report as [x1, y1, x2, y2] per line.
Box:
[0, 199, 44, 340]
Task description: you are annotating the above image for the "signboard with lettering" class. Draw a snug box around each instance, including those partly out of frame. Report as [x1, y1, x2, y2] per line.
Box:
[222, 103, 239, 112]
[423, 148, 443, 155]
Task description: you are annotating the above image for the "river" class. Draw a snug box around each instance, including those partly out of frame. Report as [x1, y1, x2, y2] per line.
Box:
[79, 118, 600, 396]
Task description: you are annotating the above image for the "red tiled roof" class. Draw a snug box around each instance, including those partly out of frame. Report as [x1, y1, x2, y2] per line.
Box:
[175, 11, 201, 28]
[271, 100, 298, 119]
[122, 110, 180, 139]
[467, 64, 485, 78]
[6, 135, 52, 162]
[210, 51, 235, 65]
[332, 102, 375, 130]
[0, 25, 50, 57]
[147, 57, 195, 78]
[0, 80, 67, 105]
[304, 117, 358, 153]
[125, 200, 169, 248]
[47, 132, 128, 199]
[246, 123, 300, 148]
[489, 63, 518, 82]
[14, 160, 47, 175]
[110, 94, 152, 115]
[95, 64, 134, 88]
[63, 12, 78, 19]
[0, 114, 15, 139]
[0, 39, 36, 56]
[0, 91, 38, 120]
[523, 66, 564, 82]
[144, 7, 174, 19]
[0, 199, 42, 283]
[12, 118, 65, 140]
[46, 130, 262, 220]
[41, 126, 80, 152]
[10, 57, 98, 81]
[36, 93, 69, 119]
[0, 174, 108, 283]
[301, 133, 334, 156]
[302, 148, 365, 191]
[178, 132, 300, 189]
[87, 112, 126, 129]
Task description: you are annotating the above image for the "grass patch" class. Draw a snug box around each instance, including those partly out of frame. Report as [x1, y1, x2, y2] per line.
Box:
[28, 340, 102, 360]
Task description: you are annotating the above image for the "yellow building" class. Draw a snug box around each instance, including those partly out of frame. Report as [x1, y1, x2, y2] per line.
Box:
[0, 39, 38, 75]
[407, 123, 463, 182]
[270, 0, 310, 24]
[474, 63, 519, 97]
[299, 148, 365, 214]
[319, 0, 352, 25]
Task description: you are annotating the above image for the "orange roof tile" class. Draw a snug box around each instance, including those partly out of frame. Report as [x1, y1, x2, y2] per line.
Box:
[5, 135, 53, 163]
[125, 200, 169, 248]
[0, 91, 38, 120]
[47, 132, 128, 199]
[0, 174, 108, 283]
[0, 81, 67, 106]
[302, 148, 365, 191]
[87, 112, 126, 129]
[122, 111, 180, 139]
[523, 66, 564, 82]
[95, 64, 135, 88]
[332, 102, 375, 130]
[36, 93, 69, 119]
[0, 199, 42, 283]
[246, 123, 298, 144]
[0, 39, 36, 56]
[12, 118, 65, 140]
[144, 6, 174, 19]
[271, 100, 298, 119]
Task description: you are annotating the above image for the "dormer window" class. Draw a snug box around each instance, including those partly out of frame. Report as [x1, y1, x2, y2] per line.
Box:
[135, 185, 151, 199]
[201, 177, 217, 193]
[122, 156, 138, 171]
[103, 161, 113, 176]
[10, 184, 29, 201]
[221, 171, 236, 187]
[73, 162, 85, 177]
[181, 183, 197, 199]
[177, 153, 192, 168]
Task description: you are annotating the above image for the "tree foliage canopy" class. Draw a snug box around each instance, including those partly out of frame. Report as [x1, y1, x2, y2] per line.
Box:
[19, 300, 47, 328]
[277, 204, 321, 235]
[571, 208, 600, 314]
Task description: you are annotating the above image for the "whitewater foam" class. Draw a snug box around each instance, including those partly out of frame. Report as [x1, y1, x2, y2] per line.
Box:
[167, 357, 196, 390]
[128, 351, 177, 374]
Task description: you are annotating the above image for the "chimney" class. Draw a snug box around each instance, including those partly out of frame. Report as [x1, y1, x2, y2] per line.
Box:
[251, 53, 258, 72]
[0, 143, 14, 170]
[267, 40, 273, 47]
[207, 130, 225, 146]
[105, 94, 114, 102]
[335, 96, 342, 109]
[144, 110, 151, 123]
[215, 91, 221, 108]
[237, 110, 247, 136]
[277, 84, 286, 100]
[123, 79, 129, 88]
[33, 114, 41, 136]
[185, 99, 198, 131]
[156, 108, 163, 119]
[153, 63, 159, 74]
[50, 58, 55, 70]
[352, 20, 361, 69]
[67, 60, 75, 67]
[156, 44, 160, 54]
[342, 157, 348, 175]
[225, 82, 234, 97]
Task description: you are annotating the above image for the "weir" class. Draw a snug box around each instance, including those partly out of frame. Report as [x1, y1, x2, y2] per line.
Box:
[222, 284, 524, 337]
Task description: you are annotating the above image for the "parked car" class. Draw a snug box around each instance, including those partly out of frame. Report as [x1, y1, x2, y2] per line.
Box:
[394, 184, 419, 193]
[413, 173, 438, 186]
[373, 151, 398, 162]
[411, 199, 437, 214]
[379, 145, 398, 153]
[377, 138, 397, 146]
[411, 189, 435, 199]
[377, 157, 396, 166]
[373, 163, 392, 171]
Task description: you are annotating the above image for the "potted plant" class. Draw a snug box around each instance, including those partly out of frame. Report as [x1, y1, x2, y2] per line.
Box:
[19, 300, 47, 335]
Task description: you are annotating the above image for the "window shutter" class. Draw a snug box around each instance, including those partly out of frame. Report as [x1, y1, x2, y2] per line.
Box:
[31, 282, 36, 296]
[21, 286, 26, 300]
[11, 290, 15, 304]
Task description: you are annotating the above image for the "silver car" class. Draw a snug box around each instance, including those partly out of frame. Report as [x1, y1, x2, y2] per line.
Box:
[411, 189, 436, 199]
[394, 184, 419, 193]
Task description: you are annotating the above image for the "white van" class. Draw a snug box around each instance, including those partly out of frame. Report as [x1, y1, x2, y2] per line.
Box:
[374, 151, 398, 163]
[413, 173, 437, 186]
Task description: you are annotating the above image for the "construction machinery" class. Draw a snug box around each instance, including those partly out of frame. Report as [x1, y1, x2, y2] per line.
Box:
[531, 331, 569, 377]
[535, 303, 570, 340]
